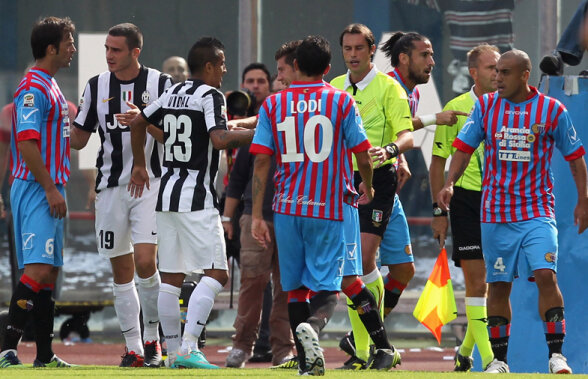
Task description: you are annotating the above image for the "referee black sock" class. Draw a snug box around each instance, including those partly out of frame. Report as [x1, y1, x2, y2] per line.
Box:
[34, 288, 55, 363]
[2, 276, 38, 351]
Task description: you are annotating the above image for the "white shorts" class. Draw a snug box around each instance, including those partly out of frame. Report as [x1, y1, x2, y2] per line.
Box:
[94, 179, 160, 258]
[157, 208, 227, 274]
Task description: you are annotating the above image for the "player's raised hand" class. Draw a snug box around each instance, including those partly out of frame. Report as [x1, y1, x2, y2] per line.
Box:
[436, 110, 469, 126]
[574, 197, 588, 234]
[115, 101, 141, 126]
[128, 166, 150, 198]
[251, 217, 271, 249]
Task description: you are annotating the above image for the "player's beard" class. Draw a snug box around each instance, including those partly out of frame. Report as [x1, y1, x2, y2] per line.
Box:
[408, 65, 430, 85]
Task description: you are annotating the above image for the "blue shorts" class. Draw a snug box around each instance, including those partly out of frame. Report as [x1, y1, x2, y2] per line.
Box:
[10, 179, 65, 269]
[378, 195, 413, 266]
[482, 217, 558, 283]
[274, 212, 345, 292]
[343, 203, 362, 276]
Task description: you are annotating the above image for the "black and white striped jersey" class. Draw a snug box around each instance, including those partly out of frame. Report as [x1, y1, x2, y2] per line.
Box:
[74, 65, 171, 191]
[142, 79, 228, 212]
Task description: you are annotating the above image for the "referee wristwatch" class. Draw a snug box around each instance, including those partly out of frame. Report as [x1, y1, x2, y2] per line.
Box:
[384, 142, 399, 160]
[432, 202, 448, 217]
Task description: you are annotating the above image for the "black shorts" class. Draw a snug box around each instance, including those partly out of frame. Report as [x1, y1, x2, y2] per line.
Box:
[450, 186, 483, 267]
[354, 164, 397, 237]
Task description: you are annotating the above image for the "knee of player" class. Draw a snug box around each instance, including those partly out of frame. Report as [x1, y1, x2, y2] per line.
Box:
[532, 268, 559, 288]
[205, 269, 229, 287]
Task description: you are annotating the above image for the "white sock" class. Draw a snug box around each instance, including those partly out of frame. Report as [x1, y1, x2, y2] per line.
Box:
[137, 272, 161, 342]
[361, 267, 382, 285]
[158, 283, 182, 354]
[113, 280, 143, 355]
[181, 276, 223, 353]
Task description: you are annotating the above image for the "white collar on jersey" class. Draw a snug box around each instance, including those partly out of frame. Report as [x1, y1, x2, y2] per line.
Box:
[469, 85, 477, 102]
[343, 65, 379, 91]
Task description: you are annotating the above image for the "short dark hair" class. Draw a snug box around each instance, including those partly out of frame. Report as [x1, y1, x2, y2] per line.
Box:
[31, 16, 75, 60]
[339, 23, 374, 48]
[467, 43, 500, 69]
[187, 37, 225, 74]
[108, 23, 143, 50]
[296, 35, 331, 77]
[274, 40, 301, 67]
[241, 62, 271, 84]
[381, 31, 428, 67]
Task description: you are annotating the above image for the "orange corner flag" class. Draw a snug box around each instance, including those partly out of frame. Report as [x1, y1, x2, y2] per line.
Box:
[413, 248, 458, 344]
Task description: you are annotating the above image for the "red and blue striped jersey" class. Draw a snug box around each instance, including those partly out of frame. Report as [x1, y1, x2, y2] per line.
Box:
[454, 87, 585, 223]
[11, 67, 70, 184]
[388, 69, 420, 117]
[250, 80, 371, 220]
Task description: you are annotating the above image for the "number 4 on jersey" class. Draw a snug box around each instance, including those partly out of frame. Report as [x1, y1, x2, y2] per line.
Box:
[493, 257, 506, 272]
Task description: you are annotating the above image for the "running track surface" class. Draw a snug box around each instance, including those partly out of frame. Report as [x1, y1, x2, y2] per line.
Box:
[15, 342, 455, 370]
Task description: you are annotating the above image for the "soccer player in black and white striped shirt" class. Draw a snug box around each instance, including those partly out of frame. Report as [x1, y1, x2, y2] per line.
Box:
[70, 23, 171, 368]
[129, 37, 255, 369]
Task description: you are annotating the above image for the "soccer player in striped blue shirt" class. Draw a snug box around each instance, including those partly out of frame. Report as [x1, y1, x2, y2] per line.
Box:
[251, 35, 400, 374]
[0, 16, 76, 368]
[438, 49, 588, 374]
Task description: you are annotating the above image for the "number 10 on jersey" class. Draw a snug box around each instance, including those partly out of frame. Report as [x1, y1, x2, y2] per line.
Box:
[277, 115, 333, 163]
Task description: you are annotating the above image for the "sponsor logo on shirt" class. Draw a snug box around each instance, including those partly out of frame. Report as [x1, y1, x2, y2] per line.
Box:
[20, 108, 39, 124]
[404, 245, 412, 255]
[544, 252, 556, 263]
[276, 194, 326, 207]
[498, 150, 531, 162]
[496, 126, 532, 149]
[504, 110, 528, 115]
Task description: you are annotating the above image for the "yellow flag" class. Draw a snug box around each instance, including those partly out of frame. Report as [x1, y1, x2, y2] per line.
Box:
[413, 248, 457, 344]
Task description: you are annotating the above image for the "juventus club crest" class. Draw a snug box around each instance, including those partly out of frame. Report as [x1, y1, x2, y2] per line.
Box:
[141, 90, 150, 105]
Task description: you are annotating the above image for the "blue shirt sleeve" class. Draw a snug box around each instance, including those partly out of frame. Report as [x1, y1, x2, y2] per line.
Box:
[552, 107, 583, 156]
[251, 100, 275, 153]
[15, 87, 48, 136]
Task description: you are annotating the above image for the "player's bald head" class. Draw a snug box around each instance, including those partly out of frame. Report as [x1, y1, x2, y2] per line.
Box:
[500, 49, 532, 73]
